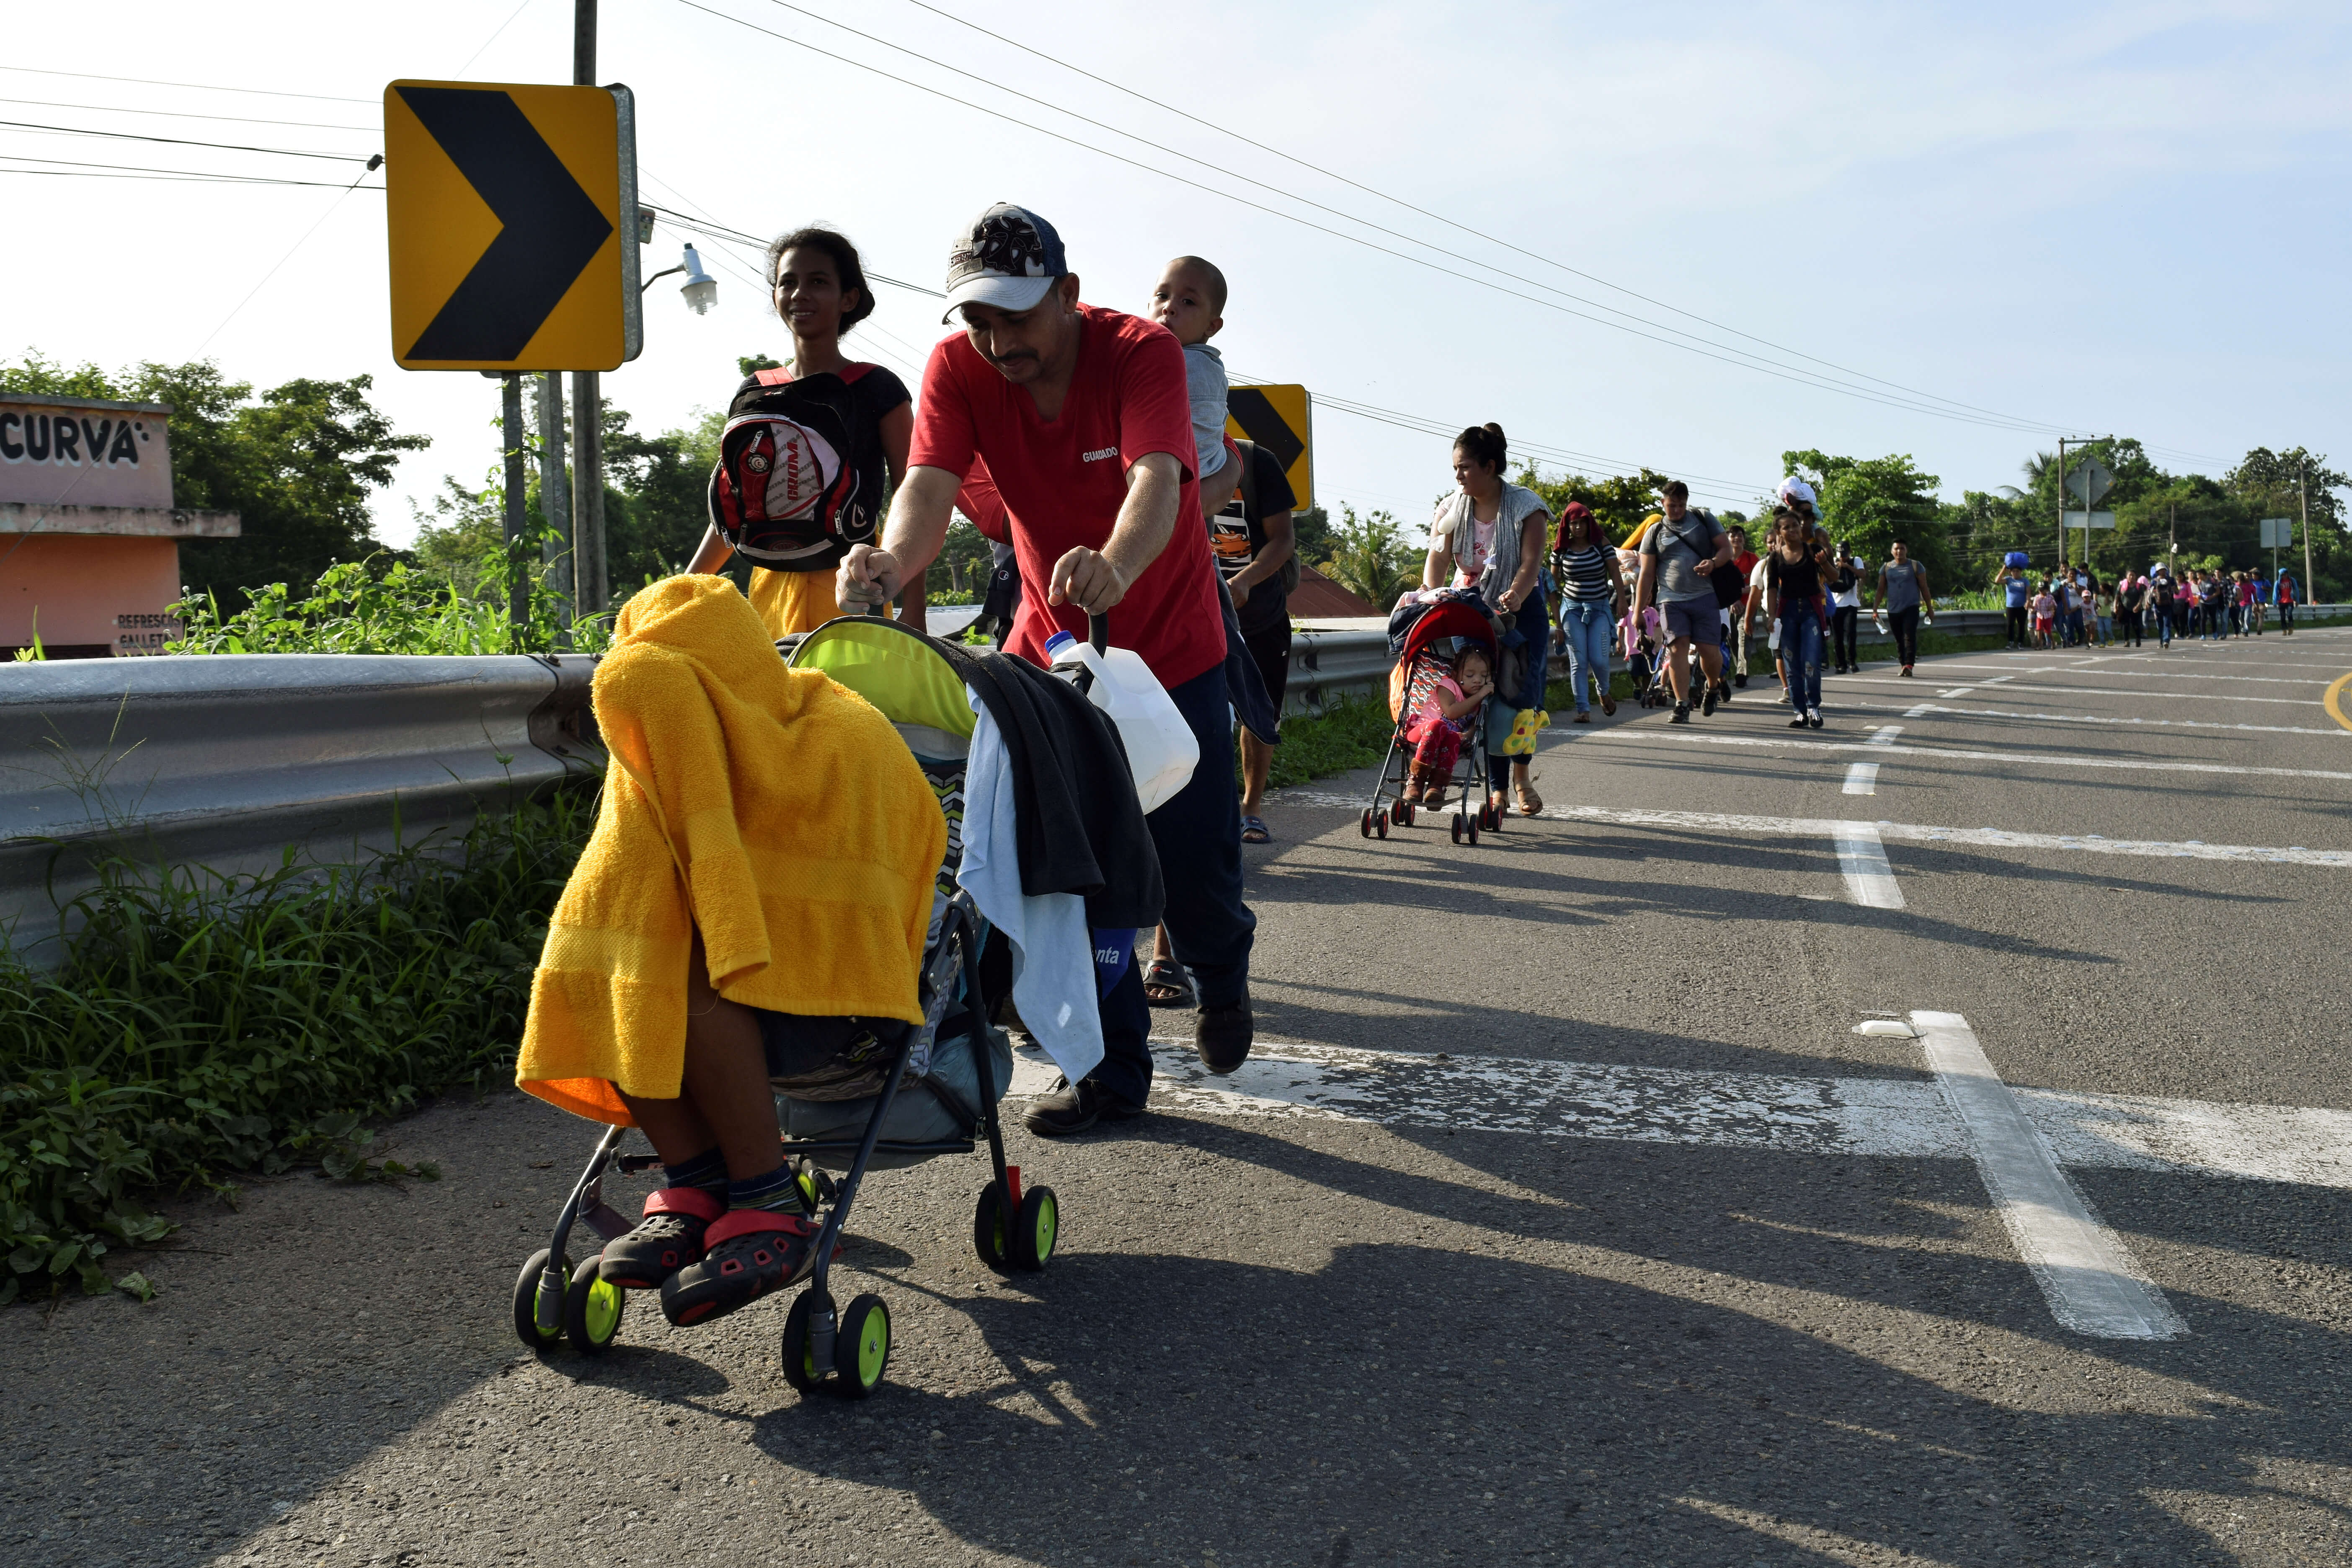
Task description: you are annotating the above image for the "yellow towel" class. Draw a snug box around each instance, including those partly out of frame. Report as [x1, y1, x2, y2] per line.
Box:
[517, 575, 947, 1126]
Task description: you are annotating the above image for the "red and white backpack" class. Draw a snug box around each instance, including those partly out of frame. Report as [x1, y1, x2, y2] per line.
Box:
[705, 367, 879, 571]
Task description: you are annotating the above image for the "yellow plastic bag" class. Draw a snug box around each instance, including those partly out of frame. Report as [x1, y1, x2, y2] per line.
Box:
[1502, 708, 1548, 756]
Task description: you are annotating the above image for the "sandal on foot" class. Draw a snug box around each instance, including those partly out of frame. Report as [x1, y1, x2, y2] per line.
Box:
[597, 1185, 723, 1289]
[659, 1209, 818, 1327]
[1513, 780, 1544, 816]
[1240, 815, 1272, 844]
[1143, 956, 1195, 1009]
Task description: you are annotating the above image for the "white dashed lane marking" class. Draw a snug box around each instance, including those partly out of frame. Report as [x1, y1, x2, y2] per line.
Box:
[1833, 821, 1903, 907]
[1841, 726, 1904, 795]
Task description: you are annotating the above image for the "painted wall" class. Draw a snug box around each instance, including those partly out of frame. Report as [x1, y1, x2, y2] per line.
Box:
[0, 534, 181, 655]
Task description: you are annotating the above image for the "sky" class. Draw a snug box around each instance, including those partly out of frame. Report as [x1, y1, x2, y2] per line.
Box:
[3, 0, 2347, 550]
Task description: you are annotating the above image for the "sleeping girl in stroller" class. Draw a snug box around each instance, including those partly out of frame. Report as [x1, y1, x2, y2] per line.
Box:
[1400, 643, 1494, 806]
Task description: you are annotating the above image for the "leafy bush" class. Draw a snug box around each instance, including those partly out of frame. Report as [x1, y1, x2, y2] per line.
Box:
[167, 529, 601, 656]
[0, 792, 591, 1303]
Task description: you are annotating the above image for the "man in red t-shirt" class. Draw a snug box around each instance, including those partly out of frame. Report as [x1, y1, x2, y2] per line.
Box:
[836, 203, 1256, 1134]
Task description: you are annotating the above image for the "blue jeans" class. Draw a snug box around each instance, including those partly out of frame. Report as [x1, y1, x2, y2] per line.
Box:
[1093, 662, 1256, 1107]
[1561, 598, 1615, 713]
[1781, 603, 1824, 712]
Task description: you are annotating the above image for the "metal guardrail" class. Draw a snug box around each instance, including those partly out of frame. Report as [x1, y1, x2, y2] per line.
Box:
[0, 653, 600, 965]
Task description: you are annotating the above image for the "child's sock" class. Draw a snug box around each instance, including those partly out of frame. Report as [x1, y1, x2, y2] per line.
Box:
[727, 1164, 800, 1213]
[661, 1147, 729, 1196]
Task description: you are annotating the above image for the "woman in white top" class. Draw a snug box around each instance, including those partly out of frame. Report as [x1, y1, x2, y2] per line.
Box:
[1421, 423, 1552, 817]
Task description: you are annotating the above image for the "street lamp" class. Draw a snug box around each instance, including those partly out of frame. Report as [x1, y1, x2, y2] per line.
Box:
[641, 244, 718, 315]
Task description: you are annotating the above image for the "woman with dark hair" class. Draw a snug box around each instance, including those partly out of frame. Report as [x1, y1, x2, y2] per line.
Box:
[1550, 501, 1624, 723]
[688, 226, 917, 636]
[1422, 423, 1552, 816]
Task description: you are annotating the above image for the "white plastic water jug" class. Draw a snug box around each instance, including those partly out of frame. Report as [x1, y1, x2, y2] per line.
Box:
[1045, 630, 1199, 814]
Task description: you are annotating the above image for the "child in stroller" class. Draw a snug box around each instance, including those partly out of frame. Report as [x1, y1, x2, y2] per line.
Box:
[512, 586, 1140, 1398]
[1400, 643, 1494, 805]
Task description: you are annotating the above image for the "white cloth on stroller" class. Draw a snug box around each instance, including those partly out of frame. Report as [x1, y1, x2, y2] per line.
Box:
[956, 698, 1105, 1086]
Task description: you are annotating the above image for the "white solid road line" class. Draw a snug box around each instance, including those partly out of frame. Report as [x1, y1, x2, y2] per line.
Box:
[1841, 699, 2352, 738]
[1004, 1037, 2352, 1193]
[1829, 675, 2318, 707]
[1911, 1010, 2186, 1341]
[1594, 728, 2352, 783]
[1833, 821, 1904, 907]
[1275, 794, 2352, 868]
[1928, 661, 2330, 687]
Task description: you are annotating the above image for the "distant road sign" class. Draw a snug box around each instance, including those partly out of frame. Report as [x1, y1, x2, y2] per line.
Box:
[385, 80, 640, 371]
[2260, 517, 2295, 548]
[1225, 384, 1313, 511]
[2064, 511, 2116, 530]
[2065, 460, 2114, 506]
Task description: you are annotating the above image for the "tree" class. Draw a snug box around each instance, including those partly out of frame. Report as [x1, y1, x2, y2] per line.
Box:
[0, 352, 428, 609]
[1782, 449, 1948, 579]
[1316, 504, 1417, 610]
[1513, 462, 1676, 546]
[926, 517, 995, 602]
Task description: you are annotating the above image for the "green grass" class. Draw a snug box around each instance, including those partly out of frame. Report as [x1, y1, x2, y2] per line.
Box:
[0, 791, 591, 1303]
[1264, 697, 1400, 789]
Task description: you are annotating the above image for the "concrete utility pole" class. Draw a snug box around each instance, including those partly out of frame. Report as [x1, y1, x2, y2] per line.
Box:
[536, 373, 571, 632]
[500, 375, 529, 648]
[2301, 455, 2315, 602]
[569, 0, 608, 627]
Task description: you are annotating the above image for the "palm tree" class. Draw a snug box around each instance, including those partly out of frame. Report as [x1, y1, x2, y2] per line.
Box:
[1318, 504, 1419, 610]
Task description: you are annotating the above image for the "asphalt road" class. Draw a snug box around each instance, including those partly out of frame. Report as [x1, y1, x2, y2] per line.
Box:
[10, 627, 2352, 1568]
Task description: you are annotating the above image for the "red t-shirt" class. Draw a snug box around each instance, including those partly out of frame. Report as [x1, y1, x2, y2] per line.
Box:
[910, 304, 1222, 688]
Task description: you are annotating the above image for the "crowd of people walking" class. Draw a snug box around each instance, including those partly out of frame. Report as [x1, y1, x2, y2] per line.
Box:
[1996, 559, 2303, 650]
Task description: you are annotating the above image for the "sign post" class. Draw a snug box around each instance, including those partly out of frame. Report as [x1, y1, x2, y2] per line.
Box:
[2065, 455, 2114, 575]
[2260, 517, 2294, 594]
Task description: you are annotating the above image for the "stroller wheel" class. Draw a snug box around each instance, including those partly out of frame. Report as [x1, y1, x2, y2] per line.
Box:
[1480, 803, 1501, 832]
[971, 1183, 1012, 1273]
[781, 1290, 825, 1393]
[1011, 1186, 1060, 1271]
[511, 1247, 573, 1354]
[1449, 814, 1464, 845]
[563, 1253, 625, 1356]
[834, 1293, 892, 1399]
[1374, 809, 1389, 839]
[1358, 808, 1375, 838]
[1397, 800, 1415, 827]
[1466, 812, 1481, 846]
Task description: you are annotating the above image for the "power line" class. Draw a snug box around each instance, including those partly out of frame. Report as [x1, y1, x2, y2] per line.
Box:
[744, 0, 2078, 436]
[895, 1, 2130, 444]
[453, 0, 539, 77]
[643, 196, 1770, 501]
[0, 119, 374, 162]
[0, 96, 377, 133]
[0, 64, 375, 104]
[0, 153, 383, 189]
[676, 1, 2086, 438]
[196, 158, 385, 354]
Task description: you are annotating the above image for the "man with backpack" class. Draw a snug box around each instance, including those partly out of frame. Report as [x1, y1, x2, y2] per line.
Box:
[1633, 480, 1733, 723]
